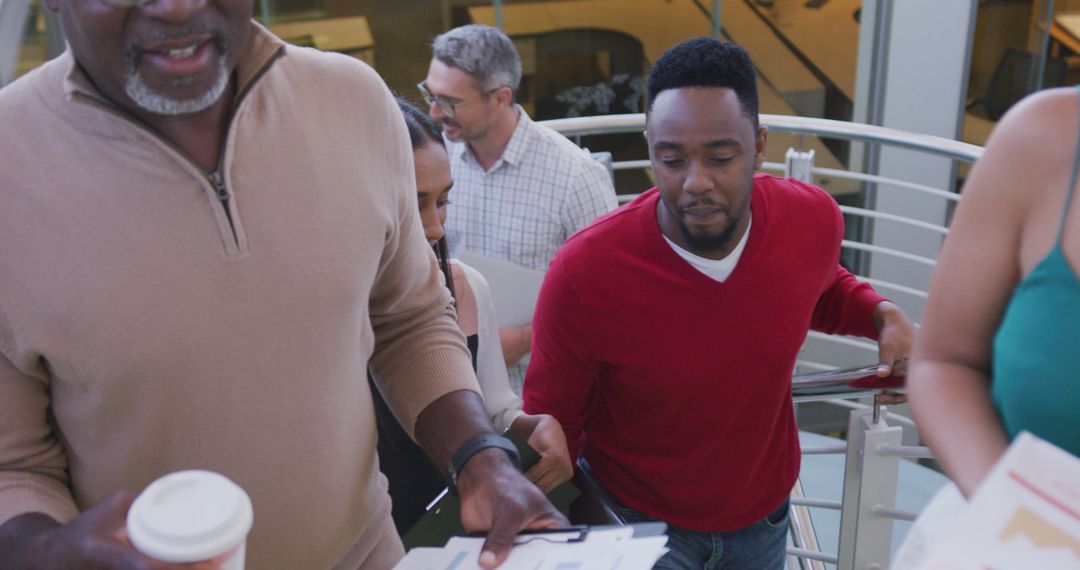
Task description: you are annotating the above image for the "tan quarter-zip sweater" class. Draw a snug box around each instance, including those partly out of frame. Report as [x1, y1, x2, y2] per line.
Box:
[0, 24, 479, 569]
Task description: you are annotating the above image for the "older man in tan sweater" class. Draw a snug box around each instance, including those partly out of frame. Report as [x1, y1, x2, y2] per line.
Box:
[0, 0, 565, 568]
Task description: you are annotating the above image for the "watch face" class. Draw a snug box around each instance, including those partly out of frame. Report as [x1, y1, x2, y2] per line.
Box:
[448, 465, 460, 495]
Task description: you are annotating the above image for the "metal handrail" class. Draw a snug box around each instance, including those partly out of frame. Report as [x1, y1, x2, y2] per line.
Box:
[871, 505, 919, 522]
[876, 445, 934, 459]
[836, 205, 950, 235]
[540, 113, 984, 163]
[791, 364, 891, 401]
[791, 497, 844, 510]
[801, 445, 848, 455]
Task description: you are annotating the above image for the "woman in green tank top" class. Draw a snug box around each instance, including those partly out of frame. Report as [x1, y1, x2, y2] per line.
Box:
[909, 86, 1080, 498]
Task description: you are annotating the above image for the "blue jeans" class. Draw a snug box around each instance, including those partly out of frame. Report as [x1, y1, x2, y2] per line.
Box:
[618, 499, 790, 570]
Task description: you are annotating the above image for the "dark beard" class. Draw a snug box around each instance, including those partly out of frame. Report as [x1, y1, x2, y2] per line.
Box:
[677, 211, 742, 256]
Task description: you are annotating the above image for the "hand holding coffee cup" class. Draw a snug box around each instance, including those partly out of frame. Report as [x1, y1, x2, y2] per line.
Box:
[127, 470, 253, 570]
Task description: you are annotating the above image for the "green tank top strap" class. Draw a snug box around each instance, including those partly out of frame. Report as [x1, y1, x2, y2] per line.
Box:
[1057, 85, 1080, 244]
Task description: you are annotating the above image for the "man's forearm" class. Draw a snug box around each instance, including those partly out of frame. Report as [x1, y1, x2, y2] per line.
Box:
[416, 391, 568, 568]
[414, 389, 503, 475]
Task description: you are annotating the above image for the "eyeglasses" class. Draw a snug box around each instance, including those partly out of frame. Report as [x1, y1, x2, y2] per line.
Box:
[417, 81, 500, 120]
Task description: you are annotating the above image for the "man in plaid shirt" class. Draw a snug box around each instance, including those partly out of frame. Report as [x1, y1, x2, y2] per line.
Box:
[421, 24, 617, 392]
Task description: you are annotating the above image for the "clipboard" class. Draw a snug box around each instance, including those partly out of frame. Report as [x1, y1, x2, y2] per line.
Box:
[401, 430, 581, 550]
[395, 522, 669, 569]
[467, 522, 667, 543]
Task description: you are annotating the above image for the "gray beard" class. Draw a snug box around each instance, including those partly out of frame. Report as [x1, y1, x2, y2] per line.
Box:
[124, 56, 230, 116]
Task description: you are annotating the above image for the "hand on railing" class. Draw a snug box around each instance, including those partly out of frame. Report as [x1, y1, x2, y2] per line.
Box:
[791, 364, 906, 401]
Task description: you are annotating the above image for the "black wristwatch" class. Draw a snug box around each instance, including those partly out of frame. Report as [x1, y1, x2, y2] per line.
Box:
[447, 434, 521, 495]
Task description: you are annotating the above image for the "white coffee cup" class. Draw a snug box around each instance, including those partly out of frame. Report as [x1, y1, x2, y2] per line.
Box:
[127, 470, 253, 570]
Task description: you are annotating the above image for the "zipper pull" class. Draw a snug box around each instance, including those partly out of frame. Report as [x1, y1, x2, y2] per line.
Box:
[208, 171, 229, 202]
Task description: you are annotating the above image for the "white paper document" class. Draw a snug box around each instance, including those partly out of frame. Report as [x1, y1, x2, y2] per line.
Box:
[917, 432, 1080, 569]
[456, 251, 545, 328]
[394, 527, 668, 570]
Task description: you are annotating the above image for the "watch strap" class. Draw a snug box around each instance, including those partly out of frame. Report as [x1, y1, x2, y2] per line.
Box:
[448, 434, 521, 495]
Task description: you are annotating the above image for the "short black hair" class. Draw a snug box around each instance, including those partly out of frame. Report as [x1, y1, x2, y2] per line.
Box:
[396, 96, 445, 151]
[647, 37, 759, 126]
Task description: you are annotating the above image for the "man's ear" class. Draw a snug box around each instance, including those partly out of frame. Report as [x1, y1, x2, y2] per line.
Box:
[753, 125, 769, 170]
[494, 86, 514, 108]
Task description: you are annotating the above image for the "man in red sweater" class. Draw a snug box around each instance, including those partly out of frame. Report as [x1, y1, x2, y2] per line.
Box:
[523, 38, 916, 569]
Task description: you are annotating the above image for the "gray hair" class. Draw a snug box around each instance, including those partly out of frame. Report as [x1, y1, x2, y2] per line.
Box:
[432, 25, 522, 95]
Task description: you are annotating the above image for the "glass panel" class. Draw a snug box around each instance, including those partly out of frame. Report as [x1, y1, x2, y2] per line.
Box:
[468, 0, 712, 193]
[715, 0, 865, 199]
[466, 0, 870, 226]
[963, 0, 1073, 148]
[15, 0, 48, 81]
[257, 0, 452, 99]
[701, 1, 865, 277]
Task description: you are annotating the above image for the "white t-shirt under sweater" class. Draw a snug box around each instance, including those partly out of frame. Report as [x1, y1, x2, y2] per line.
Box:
[662, 208, 753, 282]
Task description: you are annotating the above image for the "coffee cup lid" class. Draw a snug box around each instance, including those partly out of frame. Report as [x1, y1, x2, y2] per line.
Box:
[127, 470, 253, 563]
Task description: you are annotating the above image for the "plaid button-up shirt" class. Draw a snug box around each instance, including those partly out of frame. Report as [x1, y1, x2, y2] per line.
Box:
[445, 107, 617, 391]
[445, 107, 617, 271]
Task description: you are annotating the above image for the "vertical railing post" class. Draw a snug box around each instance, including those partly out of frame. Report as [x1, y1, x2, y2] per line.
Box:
[712, 0, 722, 39]
[785, 147, 816, 183]
[836, 406, 903, 569]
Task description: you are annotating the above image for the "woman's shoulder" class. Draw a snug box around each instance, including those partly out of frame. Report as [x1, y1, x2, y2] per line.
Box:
[988, 87, 1078, 157]
[957, 88, 1080, 272]
[970, 88, 1079, 202]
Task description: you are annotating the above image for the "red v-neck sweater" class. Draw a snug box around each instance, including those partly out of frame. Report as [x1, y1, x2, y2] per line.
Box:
[524, 175, 886, 532]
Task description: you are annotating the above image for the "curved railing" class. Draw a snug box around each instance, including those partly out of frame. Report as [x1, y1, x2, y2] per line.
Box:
[542, 112, 983, 162]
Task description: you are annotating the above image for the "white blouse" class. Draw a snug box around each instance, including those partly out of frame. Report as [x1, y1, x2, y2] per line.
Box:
[451, 260, 524, 434]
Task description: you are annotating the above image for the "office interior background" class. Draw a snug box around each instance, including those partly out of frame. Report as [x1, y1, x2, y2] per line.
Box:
[5, 0, 1076, 154]
[3, 0, 1075, 218]
[3, 2, 1078, 560]
[2, 0, 1075, 429]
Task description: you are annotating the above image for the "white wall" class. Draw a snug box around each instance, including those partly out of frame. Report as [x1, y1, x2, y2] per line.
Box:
[856, 0, 977, 324]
